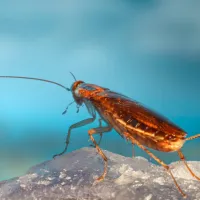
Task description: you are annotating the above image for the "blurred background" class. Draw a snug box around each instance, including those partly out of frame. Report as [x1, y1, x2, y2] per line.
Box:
[0, 0, 200, 181]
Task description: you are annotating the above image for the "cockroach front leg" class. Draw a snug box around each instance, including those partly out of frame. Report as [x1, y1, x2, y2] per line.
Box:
[53, 116, 96, 158]
[88, 125, 112, 183]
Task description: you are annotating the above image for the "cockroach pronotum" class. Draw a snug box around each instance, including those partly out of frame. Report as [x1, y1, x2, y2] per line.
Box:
[0, 74, 200, 198]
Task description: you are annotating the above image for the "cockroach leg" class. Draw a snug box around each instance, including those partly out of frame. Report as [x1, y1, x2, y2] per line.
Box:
[90, 119, 103, 147]
[186, 133, 200, 141]
[178, 150, 200, 181]
[88, 125, 112, 183]
[123, 132, 187, 198]
[53, 117, 96, 159]
[97, 119, 103, 145]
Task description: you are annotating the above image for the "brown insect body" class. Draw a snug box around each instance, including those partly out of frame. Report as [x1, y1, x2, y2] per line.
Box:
[73, 81, 186, 153]
[1, 75, 200, 198]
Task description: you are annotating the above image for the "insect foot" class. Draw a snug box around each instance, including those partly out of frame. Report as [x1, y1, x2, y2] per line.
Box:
[92, 175, 105, 186]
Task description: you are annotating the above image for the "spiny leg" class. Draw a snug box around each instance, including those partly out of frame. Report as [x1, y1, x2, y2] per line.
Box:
[178, 150, 200, 181]
[123, 132, 187, 198]
[90, 119, 103, 147]
[88, 125, 112, 183]
[53, 117, 95, 158]
[186, 133, 200, 141]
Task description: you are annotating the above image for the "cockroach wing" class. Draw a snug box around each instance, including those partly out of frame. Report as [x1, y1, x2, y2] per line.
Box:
[92, 90, 186, 139]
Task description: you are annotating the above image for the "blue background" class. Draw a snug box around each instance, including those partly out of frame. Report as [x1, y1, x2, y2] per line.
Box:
[0, 0, 200, 180]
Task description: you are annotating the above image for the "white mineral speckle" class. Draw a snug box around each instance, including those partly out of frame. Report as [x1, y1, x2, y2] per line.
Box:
[145, 194, 153, 200]
[59, 172, 66, 179]
[46, 176, 55, 181]
[37, 180, 51, 186]
[0, 147, 199, 200]
[153, 177, 165, 185]
[20, 184, 26, 189]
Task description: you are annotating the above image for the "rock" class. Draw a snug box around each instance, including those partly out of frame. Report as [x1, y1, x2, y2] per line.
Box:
[0, 147, 200, 200]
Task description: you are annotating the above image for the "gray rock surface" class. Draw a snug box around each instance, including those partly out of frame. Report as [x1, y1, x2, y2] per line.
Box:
[0, 147, 200, 200]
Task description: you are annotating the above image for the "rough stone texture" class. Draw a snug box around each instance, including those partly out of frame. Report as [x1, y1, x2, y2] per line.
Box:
[0, 147, 200, 200]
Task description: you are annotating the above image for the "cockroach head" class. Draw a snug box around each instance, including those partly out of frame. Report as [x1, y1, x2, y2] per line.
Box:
[70, 80, 84, 105]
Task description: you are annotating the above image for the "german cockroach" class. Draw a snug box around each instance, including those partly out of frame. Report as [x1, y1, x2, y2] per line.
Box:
[1, 74, 200, 198]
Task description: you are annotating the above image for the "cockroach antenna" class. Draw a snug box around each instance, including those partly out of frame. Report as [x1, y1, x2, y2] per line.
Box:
[69, 72, 76, 81]
[0, 76, 71, 91]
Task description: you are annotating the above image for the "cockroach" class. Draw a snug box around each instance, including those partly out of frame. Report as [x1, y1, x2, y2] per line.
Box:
[1, 74, 200, 198]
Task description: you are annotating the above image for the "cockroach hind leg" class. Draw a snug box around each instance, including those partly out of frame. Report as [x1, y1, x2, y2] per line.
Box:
[178, 150, 200, 181]
[123, 132, 187, 198]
